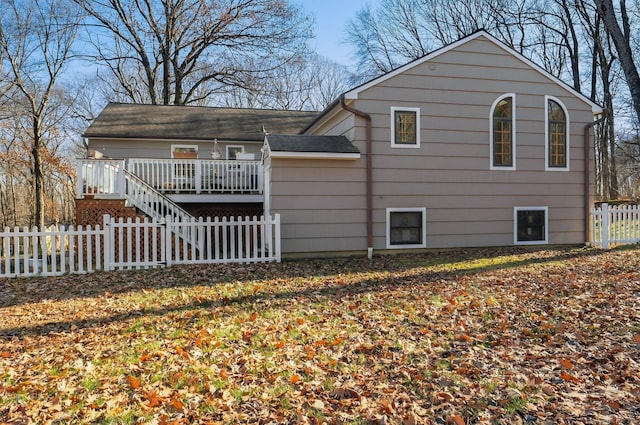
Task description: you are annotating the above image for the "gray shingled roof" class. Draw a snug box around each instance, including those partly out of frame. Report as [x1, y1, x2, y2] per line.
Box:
[266, 134, 359, 153]
[83, 103, 319, 142]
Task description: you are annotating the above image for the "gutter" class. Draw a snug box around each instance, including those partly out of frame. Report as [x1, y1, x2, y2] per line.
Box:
[339, 94, 374, 258]
[583, 110, 608, 245]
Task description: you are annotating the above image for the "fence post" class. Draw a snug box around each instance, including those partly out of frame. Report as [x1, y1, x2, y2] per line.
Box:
[165, 215, 172, 267]
[601, 203, 609, 249]
[274, 213, 281, 263]
[103, 214, 112, 271]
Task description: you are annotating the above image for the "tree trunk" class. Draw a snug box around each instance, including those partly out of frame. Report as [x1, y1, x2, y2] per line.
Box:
[595, 0, 640, 124]
[32, 131, 45, 229]
[606, 111, 619, 199]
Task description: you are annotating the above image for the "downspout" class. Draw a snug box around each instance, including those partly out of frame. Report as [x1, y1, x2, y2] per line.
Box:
[583, 110, 607, 245]
[339, 94, 374, 258]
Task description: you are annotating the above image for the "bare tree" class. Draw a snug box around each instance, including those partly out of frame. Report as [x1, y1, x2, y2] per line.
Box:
[73, 0, 312, 106]
[346, 0, 434, 76]
[224, 54, 356, 111]
[0, 0, 79, 228]
[346, 0, 528, 78]
[594, 0, 640, 125]
[527, 0, 584, 91]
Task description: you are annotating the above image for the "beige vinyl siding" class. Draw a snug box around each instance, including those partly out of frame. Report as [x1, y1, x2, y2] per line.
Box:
[89, 138, 263, 159]
[353, 37, 595, 249]
[275, 34, 597, 254]
[308, 111, 355, 138]
[269, 157, 367, 254]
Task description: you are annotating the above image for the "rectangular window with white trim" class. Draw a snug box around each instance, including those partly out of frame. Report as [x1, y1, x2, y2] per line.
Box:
[386, 208, 427, 248]
[391, 107, 420, 148]
[514, 207, 548, 245]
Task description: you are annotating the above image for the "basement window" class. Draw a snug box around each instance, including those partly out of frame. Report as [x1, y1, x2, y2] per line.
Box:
[514, 207, 548, 245]
[386, 208, 427, 248]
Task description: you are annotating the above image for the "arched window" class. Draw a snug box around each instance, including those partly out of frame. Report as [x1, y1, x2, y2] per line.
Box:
[490, 94, 515, 169]
[546, 97, 569, 170]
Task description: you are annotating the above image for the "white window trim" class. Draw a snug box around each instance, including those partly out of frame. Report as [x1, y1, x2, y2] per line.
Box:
[391, 106, 421, 148]
[386, 207, 427, 249]
[171, 144, 198, 157]
[514, 206, 548, 245]
[489, 93, 516, 170]
[226, 144, 244, 159]
[545, 95, 570, 171]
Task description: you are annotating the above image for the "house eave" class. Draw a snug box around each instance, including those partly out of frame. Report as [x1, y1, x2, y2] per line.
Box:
[268, 152, 360, 160]
[84, 135, 265, 144]
[343, 30, 603, 115]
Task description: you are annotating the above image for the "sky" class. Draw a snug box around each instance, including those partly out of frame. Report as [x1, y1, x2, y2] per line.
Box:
[292, 0, 374, 69]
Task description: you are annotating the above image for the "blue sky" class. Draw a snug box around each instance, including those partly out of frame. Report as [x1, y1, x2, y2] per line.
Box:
[292, 0, 374, 69]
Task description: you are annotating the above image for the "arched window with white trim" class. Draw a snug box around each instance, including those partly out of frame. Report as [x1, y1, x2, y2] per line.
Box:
[546, 96, 569, 170]
[490, 94, 515, 170]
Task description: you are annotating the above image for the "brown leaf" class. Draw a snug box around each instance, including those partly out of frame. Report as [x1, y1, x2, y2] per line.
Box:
[380, 398, 394, 414]
[560, 371, 581, 383]
[605, 400, 621, 410]
[330, 387, 359, 400]
[450, 415, 465, 425]
[169, 394, 184, 410]
[126, 375, 141, 390]
[175, 346, 189, 359]
[560, 358, 573, 369]
[145, 390, 163, 408]
[458, 333, 472, 342]
[402, 414, 417, 425]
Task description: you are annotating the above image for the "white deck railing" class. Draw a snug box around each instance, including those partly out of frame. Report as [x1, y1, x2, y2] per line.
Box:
[127, 158, 264, 194]
[77, 158, 264, 198]
[77, 159, 126, 197]
[592, 203, 640, 248]
[125, 170, 193, 222]
[0, 214, 281, 277]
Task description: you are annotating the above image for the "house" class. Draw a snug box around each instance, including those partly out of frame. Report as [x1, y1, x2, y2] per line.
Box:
[78, 30, 603, 258]
[78, 105, 318, 222]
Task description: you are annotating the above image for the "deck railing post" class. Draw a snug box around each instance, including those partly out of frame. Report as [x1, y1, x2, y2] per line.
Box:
[76, 161, 84, 198]
[116, 161, 126, 197]
[195, 160, 202, 194]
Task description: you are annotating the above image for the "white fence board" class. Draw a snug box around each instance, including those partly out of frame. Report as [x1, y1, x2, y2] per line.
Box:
[592, 203, 640, 249]
[0, 225, 105, 277]
[0, 214, 281, 278]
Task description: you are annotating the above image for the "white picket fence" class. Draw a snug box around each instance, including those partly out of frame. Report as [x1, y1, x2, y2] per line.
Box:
[0, 214, 281, 278]
[592, 203, 640, 249]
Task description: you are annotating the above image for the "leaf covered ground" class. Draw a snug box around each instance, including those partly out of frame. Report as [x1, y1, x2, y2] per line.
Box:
[1, 246, 639, 424]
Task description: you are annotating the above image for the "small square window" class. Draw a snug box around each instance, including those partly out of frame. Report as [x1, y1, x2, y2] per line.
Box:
[391, 107, 420, 148]
[514, 207, 548, 245]
[386, 208, 427, 248]
[227, 145, 244, 160]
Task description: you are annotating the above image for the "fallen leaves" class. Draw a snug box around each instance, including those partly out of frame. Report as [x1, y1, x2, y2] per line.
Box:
[127, 375, 141, 390]
[560, 371, 581, 384]
[1, 246, 639, 423]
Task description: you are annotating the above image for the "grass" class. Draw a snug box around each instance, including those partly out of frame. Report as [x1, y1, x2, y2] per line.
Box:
[1, 245, 639, 424]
